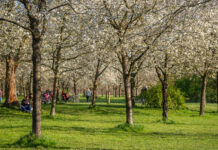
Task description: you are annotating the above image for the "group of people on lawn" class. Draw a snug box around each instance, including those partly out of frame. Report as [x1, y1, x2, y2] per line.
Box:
[4, 87, 92, 113]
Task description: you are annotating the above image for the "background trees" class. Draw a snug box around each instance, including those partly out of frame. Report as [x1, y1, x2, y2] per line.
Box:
[0, 0, 217, 140]
[181, 3, 218, 115]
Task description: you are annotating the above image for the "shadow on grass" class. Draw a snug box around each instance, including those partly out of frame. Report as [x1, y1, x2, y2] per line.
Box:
[0, 107, 32, 120]
[51, 104, 126, 116]
[184, 106, 218, 114]
[46, 124, 218, 138]
[0, 125, 31, 130]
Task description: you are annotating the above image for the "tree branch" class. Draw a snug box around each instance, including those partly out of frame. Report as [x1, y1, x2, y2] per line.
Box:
[0, 18, 32, 32]
[48, 3, 69, 13]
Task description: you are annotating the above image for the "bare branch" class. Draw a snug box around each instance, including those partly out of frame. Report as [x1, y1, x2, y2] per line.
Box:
[0, 18, 32, 32]
[48, 3, 69, 13]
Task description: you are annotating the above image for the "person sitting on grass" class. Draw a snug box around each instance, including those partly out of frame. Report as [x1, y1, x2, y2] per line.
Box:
[65, 92, 70, 104]
[21, 96, 31, 113]
[61, 91, 66, 101]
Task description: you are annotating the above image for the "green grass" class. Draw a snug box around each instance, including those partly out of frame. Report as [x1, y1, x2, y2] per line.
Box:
[0, 96, 218, 149]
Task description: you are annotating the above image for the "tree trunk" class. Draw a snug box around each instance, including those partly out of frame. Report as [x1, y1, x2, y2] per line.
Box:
[31, 24, 42, 137]
[4, 55, 18, 106]
[130, 74, 136, 107]
[107, 86, 110, 104]
[50, 44, 61, 116]
[19, 78, 23, 96]
[23, 84, 26, 97]
[26, 83, 29, 96]
[50, 71, 59, 116]
[136, 87, 138, 97]
[105, 88, 108, 99]
[56, 80, 60, 104]
[1, 81, 4, 97]
[155, 53, 169, 121]
[217, 71, 218, 112]
[162, 74, 169, 121]
[92, 79, 98, 106]
[92, 59, 101, 107]
[122, 54, 133, 125]
[29, 71, 33, 94]
[119, 84, 121, 97]
[73, 80, 79, 103]
[83, 89, 86, 97]
[115, 87, 117, 97]
[107, 87, 111, 104]
[73, 80, 77, 96]
[113, 86, 116, 97]
[200, 73, 208, 116]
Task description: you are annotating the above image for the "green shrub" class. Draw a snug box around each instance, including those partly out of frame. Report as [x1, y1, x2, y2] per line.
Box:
[138, 84, 186, 109]
[116, 123, 144, 132]
[174, 75, 217, 103]
[10, 133, 56, 148]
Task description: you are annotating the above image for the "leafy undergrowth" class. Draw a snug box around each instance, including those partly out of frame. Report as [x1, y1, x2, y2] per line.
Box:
[8, 133, 56, 148]
[115, 123, 144, 132]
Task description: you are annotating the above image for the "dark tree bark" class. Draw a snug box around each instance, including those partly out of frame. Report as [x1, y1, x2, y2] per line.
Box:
[105, 88, 108, 99]
[200, 72, 208, 116]
[121, 53, 133, 125]
[136, 87, 138, 97]
[50, 71, 59, 116]
[4, 55, 18, 107]
[31, 27, 42, 137]
[217, 71, 218, 112]
[113, 86, 115, 97]
[73, 80, 79, 103]
[162, 74, 169, 120]
[26, 83, 29, 96]
[92, 60, 100, 106]
[115, 86, 117, 97]
[73, 80, 78, 96]
[1, 81, 4, 97]
[119, 83, 121, 97]
[130, 73, 136, 107]
[92, 79, 98, 106]
[50, 44, 62, 116]
[29, 71, 33, 94]
[92, 59, 108, 107]
[19, 77, 23, 96]
[107, 86, 110, 104]
[23, 84, 27, 97]
[155, 53, 169, 121]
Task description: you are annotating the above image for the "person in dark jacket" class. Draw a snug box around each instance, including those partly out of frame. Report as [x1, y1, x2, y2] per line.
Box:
[21, 96, 31, 113]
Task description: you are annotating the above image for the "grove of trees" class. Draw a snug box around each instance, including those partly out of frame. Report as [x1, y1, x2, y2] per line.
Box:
[0, 0, 217, 138]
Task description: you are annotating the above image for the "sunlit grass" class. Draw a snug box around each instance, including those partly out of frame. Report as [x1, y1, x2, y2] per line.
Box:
[0, 96, 218, 149]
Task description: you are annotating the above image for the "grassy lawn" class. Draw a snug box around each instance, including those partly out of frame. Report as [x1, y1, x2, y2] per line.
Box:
[0, 96, 218, 149]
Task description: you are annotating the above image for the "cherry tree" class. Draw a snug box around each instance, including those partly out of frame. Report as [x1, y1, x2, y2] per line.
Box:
[182, 3, 217, 116]
[0, 0, 75, 137]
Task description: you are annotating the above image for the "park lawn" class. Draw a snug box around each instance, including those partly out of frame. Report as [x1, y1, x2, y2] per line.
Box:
[0, 96, 218, 150]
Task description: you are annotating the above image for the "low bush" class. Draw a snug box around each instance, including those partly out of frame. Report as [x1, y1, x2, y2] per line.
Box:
[9, 133, 56, 148]
[174, 75, 217, 102]
[138, 84, 186, 109]
[116, 123, 144, 132]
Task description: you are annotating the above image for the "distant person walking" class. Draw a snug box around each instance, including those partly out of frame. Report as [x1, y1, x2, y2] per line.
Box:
[0, 89, 2, 104]
[86, 88, 91, 102]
